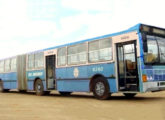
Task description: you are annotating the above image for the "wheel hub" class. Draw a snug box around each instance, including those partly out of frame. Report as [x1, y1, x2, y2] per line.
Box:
[95, 82, 105, 96]
[37, 84, 41, 91]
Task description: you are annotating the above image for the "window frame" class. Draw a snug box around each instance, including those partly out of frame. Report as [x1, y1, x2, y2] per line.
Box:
[10, 57, 17, 72]
[57, 47, 67, 66]
[88, 38, 113, 63]
[0, 60, 5, 73]
[67, 43, 87, 65]
[57, 38, 113, 67]
[27, 54, 35, 70]
[4, 59, 11, 72]
[34, 52, 44, 69]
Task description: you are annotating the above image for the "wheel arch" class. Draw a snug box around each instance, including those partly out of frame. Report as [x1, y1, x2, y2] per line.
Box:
[89, 74, 109, 92]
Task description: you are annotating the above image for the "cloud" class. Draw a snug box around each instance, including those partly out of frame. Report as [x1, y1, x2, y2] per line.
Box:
[62, 0, 113, 12]
[1, 0, 165, 59]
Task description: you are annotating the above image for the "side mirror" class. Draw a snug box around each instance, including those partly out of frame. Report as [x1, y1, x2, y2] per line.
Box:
[142, 33, 148, 52]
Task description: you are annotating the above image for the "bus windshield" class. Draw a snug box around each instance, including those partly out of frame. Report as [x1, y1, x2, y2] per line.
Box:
[144, 35, 165, 64]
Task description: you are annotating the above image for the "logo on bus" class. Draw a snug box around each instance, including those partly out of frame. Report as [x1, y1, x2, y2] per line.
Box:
[73, 68, 79, 78]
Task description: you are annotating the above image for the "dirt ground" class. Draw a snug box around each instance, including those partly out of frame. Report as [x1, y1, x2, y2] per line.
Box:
[0, 91, 165, 120]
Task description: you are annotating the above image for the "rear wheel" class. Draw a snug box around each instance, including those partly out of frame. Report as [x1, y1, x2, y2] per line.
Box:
[124, 93, 136, 98]
[0, 81, 8, 92]
[0, 81, 4, 92]
[59, 92, 72, 96]
[19, 90, 27, 93]
[35, 79, 45, 96]
[45, 91, 50, 95]
[92, 77, 110, 100]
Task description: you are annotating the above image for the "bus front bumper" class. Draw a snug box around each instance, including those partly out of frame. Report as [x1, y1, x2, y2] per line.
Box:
[143, 81, 165, 92]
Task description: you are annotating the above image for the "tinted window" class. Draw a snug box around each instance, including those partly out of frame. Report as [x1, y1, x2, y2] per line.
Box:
[0, 61, 4, 72]
[89, 38, 112, 62]
[11, 58, 17, 71]
[35, 52, 44, 68]
[99, 39, 112, 61]
[68, 45, 78, 65]
[28, 54, 34, 69]
[5, 59, 11, 72]
[57, 47, 66, 66]
[68, 43, 87, 65]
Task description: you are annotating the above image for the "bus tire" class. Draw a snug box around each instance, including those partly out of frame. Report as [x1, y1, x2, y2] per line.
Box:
[19, 90, 27, 93]
[45, 91, 50, 95]
[59, 92, 72, 96]
[124, 93, 136, 98]
[0, 81, 4, 92]
[35, 79, 45, 96]
[92, 77, 110, 100]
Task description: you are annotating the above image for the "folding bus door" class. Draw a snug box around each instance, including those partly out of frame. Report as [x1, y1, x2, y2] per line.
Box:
[116, 41, 139, 91]
[46, 55, 56, 90]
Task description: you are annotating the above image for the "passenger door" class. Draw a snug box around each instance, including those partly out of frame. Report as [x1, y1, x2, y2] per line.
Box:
[46, 55, 56, 90]
[116, 41, 139, 91]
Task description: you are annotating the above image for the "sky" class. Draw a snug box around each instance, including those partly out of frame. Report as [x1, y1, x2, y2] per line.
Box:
[0, 0, 165, 58]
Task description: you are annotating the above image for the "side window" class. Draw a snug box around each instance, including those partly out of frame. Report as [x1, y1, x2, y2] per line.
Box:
[57, 47, 66, 66]
[0, 61, 4, 73]
[99, 38, 112, 61]
[68, 45, 78, 65]
[68, 43, 87, 65]
[78, 43, 87, 63]
[89, 40, 99, 62]
[5, 59, 11, 72]
[89, 38, 112, 62]
[28, 54, 34, 69]
[35, 52, 44, 68]
[11, 58, 17, 71]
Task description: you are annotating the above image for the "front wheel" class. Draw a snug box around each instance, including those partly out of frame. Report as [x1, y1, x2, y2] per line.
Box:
[124, 93, 137, 98]
[35, 79, 45, 96]
[92, 77, 110, 100]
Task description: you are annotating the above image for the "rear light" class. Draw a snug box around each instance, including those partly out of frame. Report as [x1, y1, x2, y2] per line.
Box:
[142, 74, 147, 82]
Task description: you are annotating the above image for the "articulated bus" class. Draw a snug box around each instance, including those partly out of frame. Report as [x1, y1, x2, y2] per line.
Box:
[0, 23, 165, 100]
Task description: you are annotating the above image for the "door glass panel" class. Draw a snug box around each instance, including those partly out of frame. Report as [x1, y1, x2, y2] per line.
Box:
[125, 54, 135, 62]
[46, 55, 55, 89]
[124, 44, 136, 76]
[124, 44, 134, 53]
[118, 46, 124, 76]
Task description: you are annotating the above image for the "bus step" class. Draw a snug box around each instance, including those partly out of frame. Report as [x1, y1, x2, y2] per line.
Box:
[126, 84, 138, 91]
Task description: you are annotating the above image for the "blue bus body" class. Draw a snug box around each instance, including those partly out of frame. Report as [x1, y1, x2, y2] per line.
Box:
[56, 63, 117, 93]
[26, 69, 46, 90]
[1, 23, 165, 99]
[0, 72, 17, 89]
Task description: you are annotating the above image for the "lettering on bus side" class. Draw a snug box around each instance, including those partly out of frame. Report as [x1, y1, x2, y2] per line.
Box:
[121, 36, 129, 40]
[92, 67, 104, 72]
[28, 72, 43, 77]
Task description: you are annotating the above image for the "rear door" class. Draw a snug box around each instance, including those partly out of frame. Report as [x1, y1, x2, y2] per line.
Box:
[46, 55, 56, 90]
[44, 49, 57, 90]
